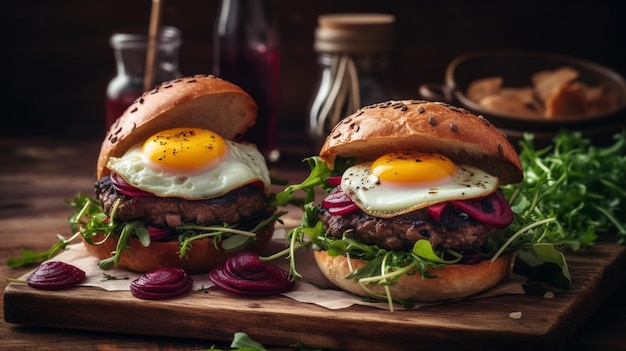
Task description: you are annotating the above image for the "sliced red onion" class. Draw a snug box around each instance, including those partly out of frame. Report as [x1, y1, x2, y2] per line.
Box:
[321, 186, 360, 215]
[110, 172, 154, 198]
[450, 190, 514, 228]
[322, 186, 354, 208]
[328, 203, 360, 215]
[27, 261, 86, 290]
[130, 267, 193, 300]
[209, 252, 293, 297]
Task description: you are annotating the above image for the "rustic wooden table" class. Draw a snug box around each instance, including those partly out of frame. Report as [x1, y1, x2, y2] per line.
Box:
[1, 138, 626, 350]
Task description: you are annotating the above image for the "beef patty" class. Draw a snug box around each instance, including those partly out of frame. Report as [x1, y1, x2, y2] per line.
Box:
[95, 174, 270, 228]
[318, 204, 497, 252]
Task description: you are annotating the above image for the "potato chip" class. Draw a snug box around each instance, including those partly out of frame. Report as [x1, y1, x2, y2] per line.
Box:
[532, 66, 579, 102]
[467, 76, 503, 103]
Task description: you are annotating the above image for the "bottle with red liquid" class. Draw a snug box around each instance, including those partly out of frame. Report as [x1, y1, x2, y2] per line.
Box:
[213, 0, 280, 162]
[105, 26, 182, 130]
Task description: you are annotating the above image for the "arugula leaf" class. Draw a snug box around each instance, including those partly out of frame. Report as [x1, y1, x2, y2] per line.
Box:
[504, 130, 626, 246]
[413, 240, 462, 264]
[514, 244, 571, 289]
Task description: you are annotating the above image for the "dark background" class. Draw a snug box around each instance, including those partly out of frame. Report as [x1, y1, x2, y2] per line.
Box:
[4, 0, 625, 142]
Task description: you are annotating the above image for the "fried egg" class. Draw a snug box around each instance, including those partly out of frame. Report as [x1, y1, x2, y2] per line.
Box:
[341, 151, 498, 218]
[107, 127, 271, 199]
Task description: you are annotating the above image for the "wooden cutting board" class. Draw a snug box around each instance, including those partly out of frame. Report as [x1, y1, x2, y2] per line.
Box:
[4, 240, 626, 351]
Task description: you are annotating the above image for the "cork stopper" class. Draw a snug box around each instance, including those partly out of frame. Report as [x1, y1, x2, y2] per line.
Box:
[314, 13, 395, 54]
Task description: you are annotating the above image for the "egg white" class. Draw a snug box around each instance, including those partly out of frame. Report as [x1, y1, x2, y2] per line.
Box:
[341, 162, 499, 218]
[107, 141, 271, 200]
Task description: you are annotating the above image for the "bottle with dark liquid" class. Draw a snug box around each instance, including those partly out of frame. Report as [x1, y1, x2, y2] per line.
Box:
[213, 0, 280, 162]
[105, 26, 182, 130]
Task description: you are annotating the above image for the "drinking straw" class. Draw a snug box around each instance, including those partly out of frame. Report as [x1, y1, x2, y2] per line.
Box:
[143, 0, 163, 91]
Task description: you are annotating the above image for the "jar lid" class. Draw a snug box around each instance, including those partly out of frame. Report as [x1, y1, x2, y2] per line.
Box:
[314, 13, 395, 54]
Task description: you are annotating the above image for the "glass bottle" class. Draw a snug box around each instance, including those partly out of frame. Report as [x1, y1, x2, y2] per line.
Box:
[308, 14, 395, 150]
[105, 26, 182, 130]
[213, 0, 281, 162]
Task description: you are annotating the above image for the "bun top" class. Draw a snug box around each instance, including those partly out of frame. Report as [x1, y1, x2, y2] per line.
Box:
[319, 100, 523, 185]
[97, 75, 257, 179]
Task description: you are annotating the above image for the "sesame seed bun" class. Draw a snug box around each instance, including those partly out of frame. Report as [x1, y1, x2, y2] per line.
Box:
[319, 100, 523, 185]
[97, 74, 258, 179]
[88, 74, 272, 274]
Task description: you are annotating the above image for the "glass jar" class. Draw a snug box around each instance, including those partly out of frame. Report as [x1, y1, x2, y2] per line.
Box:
[105, 26, 182, 130]
[213, 0, 281, 162]
[308, 14, 395, 150]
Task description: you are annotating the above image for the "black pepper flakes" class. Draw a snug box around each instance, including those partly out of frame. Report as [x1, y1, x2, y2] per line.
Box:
[428, 116, 437, 126]
[417, 106, 425, 114]
[449, 122, 458, 132]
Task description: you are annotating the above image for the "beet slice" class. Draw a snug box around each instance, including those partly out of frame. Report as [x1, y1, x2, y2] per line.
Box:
[449, 190, 514, 228]
[326, 176, 342, 186]
[427, 202, 448, 222]
[130, 267, 193, 300]
[27, 261, 86, 290]
[209, 252, 293, 297]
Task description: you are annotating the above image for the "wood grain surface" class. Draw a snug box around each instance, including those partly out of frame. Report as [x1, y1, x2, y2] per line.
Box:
[2, 138, 626, 350]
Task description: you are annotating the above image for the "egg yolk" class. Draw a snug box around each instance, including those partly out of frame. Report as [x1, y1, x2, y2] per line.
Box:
[142, 127, 227, 173]
[370, 151, 456, 184]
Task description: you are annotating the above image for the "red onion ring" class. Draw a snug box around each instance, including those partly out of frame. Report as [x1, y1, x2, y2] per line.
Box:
[110, 172, 154, 198]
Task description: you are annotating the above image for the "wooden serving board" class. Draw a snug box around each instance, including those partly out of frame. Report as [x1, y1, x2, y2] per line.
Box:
[4, 240, 626, 351]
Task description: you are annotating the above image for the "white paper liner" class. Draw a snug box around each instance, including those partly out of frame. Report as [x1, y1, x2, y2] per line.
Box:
[24, 229, 526, 310]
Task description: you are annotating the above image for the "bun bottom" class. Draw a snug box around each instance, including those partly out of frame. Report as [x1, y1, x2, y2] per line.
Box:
[313, 250, 513, 302]
[84, 224, 274, 274]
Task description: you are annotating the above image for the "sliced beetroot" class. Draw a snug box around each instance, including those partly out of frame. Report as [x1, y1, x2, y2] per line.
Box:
[209, 252, 293, 297]
[326, 176, 342, 186]
[27, 261, 86, 290]
[427, 202, 448, 222]
[130, 267, 193, 300]
[449, 190, 514, 228]
[110, 172, 154, 198]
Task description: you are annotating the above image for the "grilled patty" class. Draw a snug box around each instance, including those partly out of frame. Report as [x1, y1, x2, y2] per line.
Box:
[95, 174, 270, 228]
[318, 204, 496, 252]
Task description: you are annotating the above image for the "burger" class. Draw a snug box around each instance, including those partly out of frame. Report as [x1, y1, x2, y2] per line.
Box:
[72, 74, 278, 274]
[286, 100, 526, 304]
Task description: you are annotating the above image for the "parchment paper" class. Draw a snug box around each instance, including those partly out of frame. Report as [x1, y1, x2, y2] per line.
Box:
[24, 229, 526, 310]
